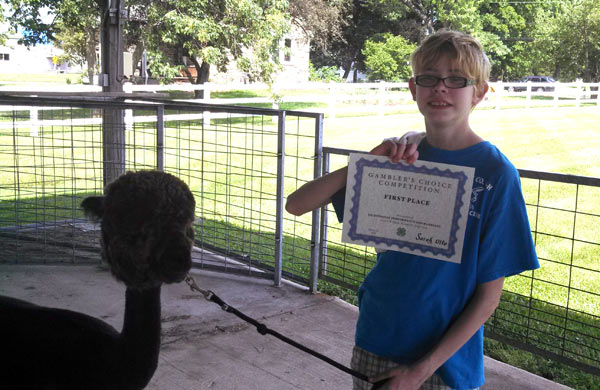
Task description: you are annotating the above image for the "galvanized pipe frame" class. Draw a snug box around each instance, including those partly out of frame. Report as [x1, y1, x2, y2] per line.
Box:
[309, 113, 324, 293]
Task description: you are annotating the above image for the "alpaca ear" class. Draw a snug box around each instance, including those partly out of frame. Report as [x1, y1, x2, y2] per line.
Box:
[81, 196, 106, 222]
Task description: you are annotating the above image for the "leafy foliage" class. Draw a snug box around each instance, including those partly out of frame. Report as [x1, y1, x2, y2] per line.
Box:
[530, 0, 600, 82]
[310, 0, 400, 81]
[2, 0, 600, 83]
[135, 0, 290, 86]
[289, 0, 348, 56]
[3, 0, 292, 87]
[5, 0, 57, 45]
[308, 62, 343, 82]
[362, 33, 415, 81]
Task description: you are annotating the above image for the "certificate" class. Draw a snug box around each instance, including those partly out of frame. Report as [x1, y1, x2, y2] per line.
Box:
[341, 153, 474, 263]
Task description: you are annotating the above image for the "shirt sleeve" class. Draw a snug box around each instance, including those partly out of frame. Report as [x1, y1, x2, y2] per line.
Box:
[477, 170, 540, 284]
[330, 186, 346, 223]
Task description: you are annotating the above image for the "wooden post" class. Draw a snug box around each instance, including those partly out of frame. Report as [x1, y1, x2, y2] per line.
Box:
[328, 84, 336, 120]
[203, 82, 211, 128]
[495, 81, 502, 110]
[100, 0, 126, 186]
[378, 82, 385, 117]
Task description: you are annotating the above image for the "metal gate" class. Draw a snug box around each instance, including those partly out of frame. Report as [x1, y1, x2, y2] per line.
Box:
[0, 95, 323, 291]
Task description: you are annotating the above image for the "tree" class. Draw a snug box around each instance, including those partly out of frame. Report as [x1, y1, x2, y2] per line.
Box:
[0, 4, 7, 45]
[310, 0, 401, 81]
[369, 0, 482, 37]
[316, 0, 485, 81]
[289, 0, 348, 59]
[4, 0, 101, 83]
[132, 0, 289, 95]
[55, 1, 100, 84]
[4, 0, 59, 46]
[531, 0, 600, 82]
[3, 0, 291, 92]
[362, 33, 415, 81]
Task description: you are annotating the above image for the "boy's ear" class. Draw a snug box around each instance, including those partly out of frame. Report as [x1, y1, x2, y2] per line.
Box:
[408, 78, 417, 101]
[472, 81, 489, 106]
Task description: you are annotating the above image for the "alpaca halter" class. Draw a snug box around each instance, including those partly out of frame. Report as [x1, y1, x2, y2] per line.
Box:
[184, 275, 390, 389]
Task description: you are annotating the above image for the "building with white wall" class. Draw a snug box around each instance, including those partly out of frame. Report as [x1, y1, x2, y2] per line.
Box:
[208, 25, 310, 84]
[0, 26, 83, 75]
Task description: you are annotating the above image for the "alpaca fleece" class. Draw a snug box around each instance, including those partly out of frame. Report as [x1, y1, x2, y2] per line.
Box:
[1, 170, 196, 390]
[83, 170, 196, 289]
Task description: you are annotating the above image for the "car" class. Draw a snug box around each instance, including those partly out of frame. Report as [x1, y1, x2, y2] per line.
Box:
[505, 75, 556, 92]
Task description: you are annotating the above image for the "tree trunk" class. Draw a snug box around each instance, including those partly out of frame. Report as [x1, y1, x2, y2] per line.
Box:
[85, 27, 97, 85]
[342, 67, 350, 81]
[190, 57, 211, 99]
[132, 42, 145, 79]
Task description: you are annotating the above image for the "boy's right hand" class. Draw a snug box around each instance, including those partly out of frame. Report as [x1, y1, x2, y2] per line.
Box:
[370, 131, 425, 164]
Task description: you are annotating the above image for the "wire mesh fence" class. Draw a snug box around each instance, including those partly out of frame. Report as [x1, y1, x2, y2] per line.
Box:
[487, 170, 600, 375]
[305, 147, 599, 376]
[0, 95, 597, 376]
[0, 103, 105, 264]
[0, 97, 323, 289]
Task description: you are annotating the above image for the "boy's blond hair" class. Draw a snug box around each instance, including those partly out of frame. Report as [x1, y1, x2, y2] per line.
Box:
[410, 30, 490, 96]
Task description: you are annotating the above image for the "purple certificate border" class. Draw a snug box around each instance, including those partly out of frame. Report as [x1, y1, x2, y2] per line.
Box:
[347, 157, 469, 259]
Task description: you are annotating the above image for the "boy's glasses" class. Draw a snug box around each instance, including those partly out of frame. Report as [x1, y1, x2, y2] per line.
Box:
[415, 75, 476, 89]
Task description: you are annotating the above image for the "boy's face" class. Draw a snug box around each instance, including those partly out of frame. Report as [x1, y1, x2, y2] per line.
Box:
[409, 54, 487, 130]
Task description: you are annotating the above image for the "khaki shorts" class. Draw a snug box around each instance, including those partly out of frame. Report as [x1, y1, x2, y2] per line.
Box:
[350, 346, 479, 390]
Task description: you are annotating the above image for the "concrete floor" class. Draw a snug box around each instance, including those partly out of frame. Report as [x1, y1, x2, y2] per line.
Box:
[0, 264, 573, 390]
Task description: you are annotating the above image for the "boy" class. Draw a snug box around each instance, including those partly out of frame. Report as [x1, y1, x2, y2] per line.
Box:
[285, 30, 539, 390]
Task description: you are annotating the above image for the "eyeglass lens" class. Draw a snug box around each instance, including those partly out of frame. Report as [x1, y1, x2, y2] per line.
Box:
[416, 75, 472, 88]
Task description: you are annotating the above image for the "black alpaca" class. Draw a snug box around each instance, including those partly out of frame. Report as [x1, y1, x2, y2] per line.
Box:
[0, 170, 196, 390]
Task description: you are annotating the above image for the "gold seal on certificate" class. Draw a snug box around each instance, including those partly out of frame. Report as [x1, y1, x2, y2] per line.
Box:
[342, 153, 474, 263]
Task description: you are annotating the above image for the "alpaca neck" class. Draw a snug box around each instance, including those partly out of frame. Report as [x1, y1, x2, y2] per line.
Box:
[120, 286, 162, 384]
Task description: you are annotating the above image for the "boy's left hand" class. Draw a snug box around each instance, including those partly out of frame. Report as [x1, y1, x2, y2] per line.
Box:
[370, 139, 419, 164]
[370, 131, 425, 164]
[370, 363, 428, 390]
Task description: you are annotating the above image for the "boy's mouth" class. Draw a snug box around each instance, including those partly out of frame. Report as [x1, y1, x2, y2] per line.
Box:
[429, 101, 451, 107]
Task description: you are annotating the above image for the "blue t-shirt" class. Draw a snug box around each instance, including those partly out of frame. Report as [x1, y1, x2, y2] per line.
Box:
[332, 140, 539, 390]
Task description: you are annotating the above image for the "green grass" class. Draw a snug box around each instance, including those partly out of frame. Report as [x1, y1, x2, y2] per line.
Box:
[0, 101, 598, 388]
[484, 338, 599, 389]
[194, 212, 599, 389]
[0, 73, 82, 84]
[284, 106, 600, 388]
[0, 192, 98, 228]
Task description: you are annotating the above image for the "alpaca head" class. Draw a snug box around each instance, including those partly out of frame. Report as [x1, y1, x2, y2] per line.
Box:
[81, 171, 195, 289]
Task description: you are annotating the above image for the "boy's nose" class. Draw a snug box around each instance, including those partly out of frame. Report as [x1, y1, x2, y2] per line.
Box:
[432, 79, 449, 91]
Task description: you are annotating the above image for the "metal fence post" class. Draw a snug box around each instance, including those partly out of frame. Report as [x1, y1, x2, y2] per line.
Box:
[156, 105, 164, 171]
[274, 110, 286, 287]
[309, 114, 324, 293]
[318, 151, 331, 281]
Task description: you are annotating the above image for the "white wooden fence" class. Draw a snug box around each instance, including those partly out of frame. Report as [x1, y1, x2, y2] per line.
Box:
[127, 80, 600, 117]
[1, 80, 598, 128]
